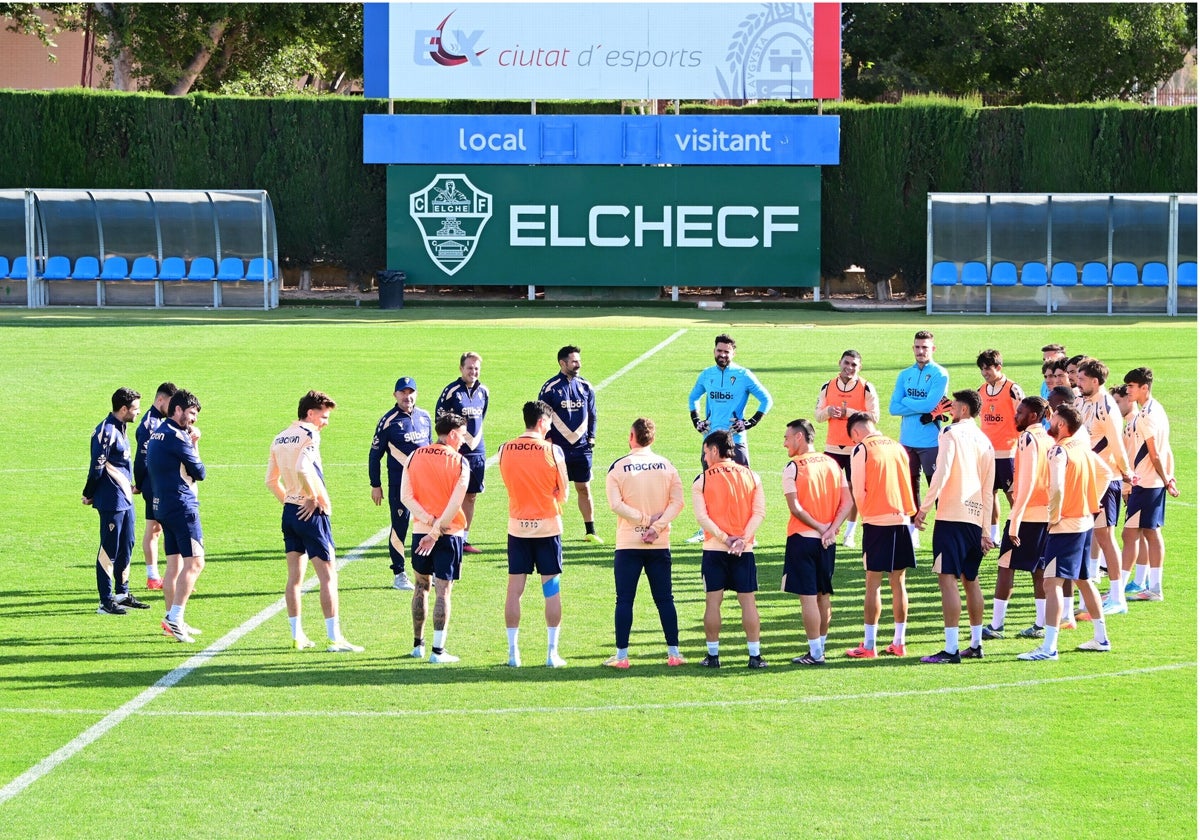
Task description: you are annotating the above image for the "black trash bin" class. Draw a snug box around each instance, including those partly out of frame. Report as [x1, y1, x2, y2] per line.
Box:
[376, 270, 406, 310]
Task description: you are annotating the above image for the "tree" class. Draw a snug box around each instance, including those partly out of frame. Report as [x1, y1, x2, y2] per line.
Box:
[1, 3, 363, 95]
[843, 3, 1196, 104]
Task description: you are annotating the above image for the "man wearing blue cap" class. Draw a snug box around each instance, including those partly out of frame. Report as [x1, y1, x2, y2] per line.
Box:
[369, 376, 432, 590]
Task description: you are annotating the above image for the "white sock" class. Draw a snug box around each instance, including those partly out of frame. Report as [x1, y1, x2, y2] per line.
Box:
[506, 627, 519, 653]
[1035, 598, 1046, 627]
[707, 641, 719, 655]
[819, 634, 828, 651]
[747, 641, 761, 656]
[1093, 616, 1108, 644]
[146, 564, 160, 580]
[944, 626, 959, 654]
[1061, 595, 1073, 620]
[991, 598, 1008, 629]
[863, 624, 878, 650]
[969, 624, 982, 648]
[463, 530, 470, 543]
[667, 645, 680, 658]
[990, 524, 1001, 543]
[326, 616, 340, 641]
[1134, 564, 1149, 586]
[1119, 568, 1131, 587]
[1043, 625, 1060, 653]
[844, 520, 857, 539]
[893, 622, 906, 645]
[433, 629, 446, 649]
[808, 637, 821, 657]
[288, 616, 301, 638]
[616, 647, 628, 659]
[1148, 566, 1163, 592]
[547, 625, 560, 652]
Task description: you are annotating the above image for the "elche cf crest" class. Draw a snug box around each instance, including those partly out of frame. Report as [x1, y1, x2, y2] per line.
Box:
[409, 174, 493, 276]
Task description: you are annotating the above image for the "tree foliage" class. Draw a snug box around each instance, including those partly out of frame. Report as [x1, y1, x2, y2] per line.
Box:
[0, 3, 363, 95]
[843, 3, 1196, 104]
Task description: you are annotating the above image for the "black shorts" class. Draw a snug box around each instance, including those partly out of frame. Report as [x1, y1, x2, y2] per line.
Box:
[507, 534, 563, 576]
[931, 519, 984, 581]
[827, 451, 852, 481]
[781, 533, 835, 596]
[997, 520, 1048, 573]
[861, 523, 916, 573]
[564, 452, 593, 483]
[994, 458, 1014, 494]
[464, 453, 486, 494]
[701, 550, 758, 593]
[410, 533, 463, 581]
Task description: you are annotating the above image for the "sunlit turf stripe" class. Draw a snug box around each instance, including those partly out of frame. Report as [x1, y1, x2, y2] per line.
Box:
[0, 527, 389, 806]
[1, 662, 1191, 721]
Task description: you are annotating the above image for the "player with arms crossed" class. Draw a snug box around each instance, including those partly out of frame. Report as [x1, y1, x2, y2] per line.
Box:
[814, 349, 877, 550]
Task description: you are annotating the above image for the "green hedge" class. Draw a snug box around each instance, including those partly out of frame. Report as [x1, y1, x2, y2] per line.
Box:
[0, 90, 1193, 286]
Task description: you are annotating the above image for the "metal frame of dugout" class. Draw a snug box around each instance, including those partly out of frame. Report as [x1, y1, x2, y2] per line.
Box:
[0, 189, 280, 310]
[927, 192, 1196, 317]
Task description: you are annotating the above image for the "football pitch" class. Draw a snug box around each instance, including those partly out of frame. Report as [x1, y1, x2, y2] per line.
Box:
[0, 306, 1194, 839]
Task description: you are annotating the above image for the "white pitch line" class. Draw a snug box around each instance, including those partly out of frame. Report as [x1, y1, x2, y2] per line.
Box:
[484, 328, 688, 468]
[0, 662, 1190, 722]
[0, 527, 389, 806]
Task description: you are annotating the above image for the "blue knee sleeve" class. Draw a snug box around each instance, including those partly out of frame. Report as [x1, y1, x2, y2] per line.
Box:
[542, 575, 561, 598]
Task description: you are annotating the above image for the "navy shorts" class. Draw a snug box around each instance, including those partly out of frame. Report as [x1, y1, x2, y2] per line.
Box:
[997, 520, 1048, 573]
[861, 523, 916, 573]
[827, 451, 852, 481]
[781, 533, 835, 596]
[142, 489, 158, 523]
[564, 452, 593, 483]
[282, 504, 335, 562]
[507, 534, 564, 576]
[411, 533, 463, 581]
[994, 458, 1014, 494]
[464, 453, 486, 494]
[932, 519, 984, 580]
[1093, 480, 1121, 528]
[701, 549, 758, 593]
[1125, 485, 1166, 530]
[1040, 530, 1092, 581]
[160, 509, 204, 557]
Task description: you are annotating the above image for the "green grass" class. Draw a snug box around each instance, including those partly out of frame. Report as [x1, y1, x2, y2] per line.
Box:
[0, 307, 1193, 839]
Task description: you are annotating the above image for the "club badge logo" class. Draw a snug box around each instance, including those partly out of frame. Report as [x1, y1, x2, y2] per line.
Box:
[409, 174, 493, 276]
[718, 4, 816, 100]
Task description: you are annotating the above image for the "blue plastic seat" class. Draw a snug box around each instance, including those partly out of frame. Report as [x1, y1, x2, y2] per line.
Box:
[1111, 262, 1139, 287]
[9, 256, 29, 279]
[187, 257, 216, 281]
[1179, 261, 1197, 288]
[961, 261, 987, 286]
[158, 257, 186, 281]
[43, 255, 72, 280]
[1050, 262, 1077, 287]
[1020, 262, 1048, 286]
[99, 256, 130, 280]
[216, 257, 246, 281]
[1080, 262, 1109, 287]
[1141, 261, 1167, 287]
[989, 262, 1017, 286]
[0, 256, 8, 279]
[246, 258, 274, 282]
[72, 256, 101, 281]
[931, 261, 957, 286]
[130, 256, 158, 281]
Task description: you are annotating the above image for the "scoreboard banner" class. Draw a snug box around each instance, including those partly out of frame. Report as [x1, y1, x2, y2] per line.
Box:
[364, 2, 842, 100]
[387, 165, 821, 286]
[363, 114, 840, 165]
